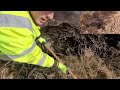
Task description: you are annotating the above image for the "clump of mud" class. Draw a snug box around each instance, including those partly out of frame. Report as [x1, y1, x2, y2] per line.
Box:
[42, 24, 120, 58]
[41, 21, 120, 79]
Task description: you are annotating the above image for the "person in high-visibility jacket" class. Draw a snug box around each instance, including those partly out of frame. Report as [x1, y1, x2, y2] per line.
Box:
[0, 11, 68, 74]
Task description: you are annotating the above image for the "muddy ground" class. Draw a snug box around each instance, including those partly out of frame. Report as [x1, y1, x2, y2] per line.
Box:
[0, 11, 120, 79]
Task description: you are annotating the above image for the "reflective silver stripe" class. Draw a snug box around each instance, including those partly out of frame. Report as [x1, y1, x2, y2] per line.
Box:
[37, 53, 46, 65]
[0, 14, 33, 32]
[8, 42, 36, 59]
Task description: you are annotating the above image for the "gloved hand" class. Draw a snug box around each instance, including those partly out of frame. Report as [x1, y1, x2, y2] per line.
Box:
[38, 37, 46, 44]
[58, 62, 68, 74]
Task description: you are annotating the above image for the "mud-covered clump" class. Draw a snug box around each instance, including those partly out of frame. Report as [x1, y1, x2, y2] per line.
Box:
[41, 23, 81, 56]
[42, 24, 120, 58]
[41, 22, 120, 78]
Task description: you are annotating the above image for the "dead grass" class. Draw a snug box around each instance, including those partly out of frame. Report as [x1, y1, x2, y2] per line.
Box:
[0, 67, 14, 79]
[0, 48, 119, 79]
[80, 11, 120, 34]
[63, 49, 117, 79]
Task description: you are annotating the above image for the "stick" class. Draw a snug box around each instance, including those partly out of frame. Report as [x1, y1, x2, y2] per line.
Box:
[44, 44, 78, 79]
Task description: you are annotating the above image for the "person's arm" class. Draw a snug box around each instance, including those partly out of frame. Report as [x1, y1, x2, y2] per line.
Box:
[1, 35, 67, 73]
[12, 43, 55, 68]
[13, 43, 68, 74]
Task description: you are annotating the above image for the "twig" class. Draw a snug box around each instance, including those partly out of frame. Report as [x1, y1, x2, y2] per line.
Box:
[44, 44, 78, 79]
[0, 60, 11, 70]
[28, 67, 37, 78]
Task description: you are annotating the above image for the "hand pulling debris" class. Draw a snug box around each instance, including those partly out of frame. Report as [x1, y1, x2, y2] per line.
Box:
[44, 43, 78, 79]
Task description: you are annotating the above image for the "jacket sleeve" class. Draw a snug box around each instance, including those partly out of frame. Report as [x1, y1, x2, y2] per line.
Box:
[12, 43, 55, 68]
[0, 31, 55, 67]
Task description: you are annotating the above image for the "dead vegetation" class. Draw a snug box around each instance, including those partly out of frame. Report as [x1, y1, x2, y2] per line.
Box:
[80, 11, 120, 34]
[64, 49, 117, 79]
[0, 11, 120, 79]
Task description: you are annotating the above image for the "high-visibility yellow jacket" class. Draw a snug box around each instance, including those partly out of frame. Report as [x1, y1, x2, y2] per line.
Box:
[0, 11, 54, 67]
